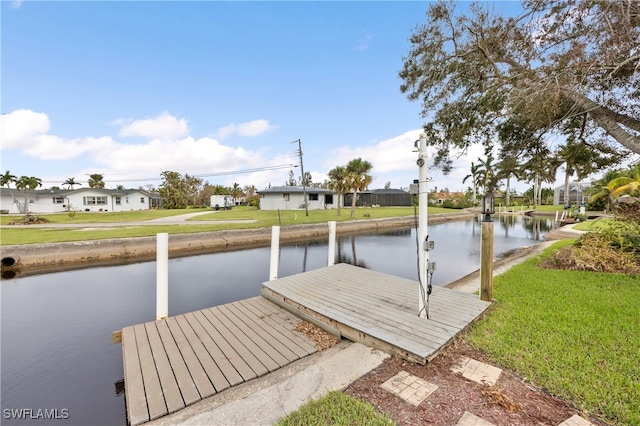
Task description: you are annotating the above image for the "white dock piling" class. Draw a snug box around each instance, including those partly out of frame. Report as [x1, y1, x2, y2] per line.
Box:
[156, 233, 169, 321]
[328, 221, 336, 266]
[269, 226, 280, 280]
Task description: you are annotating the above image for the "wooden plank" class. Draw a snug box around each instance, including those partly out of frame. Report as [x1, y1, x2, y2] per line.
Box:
[165, 317, 216, 398]
[175, 314, 229, 394]
[182, 311, 243, 387]
[238, 298, 317, 357]
[268, 279, 451, 352]
[144, 322, 185, 414]
[209, 306, 282, 372]
[155, 320, 200, 406]
[133, 323, 167, 421]
[121, 326, 149, 426]
[262, 288, 437, 357]
[193, 309, 257, 382]
[221, 303, 298, 363]
[279, 274, 458, 341]
[201, 308, 270, 377]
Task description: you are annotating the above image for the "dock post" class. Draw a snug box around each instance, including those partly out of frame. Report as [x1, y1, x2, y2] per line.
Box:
[416, 133, 429, 319]
[328, 221, 336, 266]
[480, 220, 494, 302]
[156, 233, 169, 320]
[269, 226, 280, 280]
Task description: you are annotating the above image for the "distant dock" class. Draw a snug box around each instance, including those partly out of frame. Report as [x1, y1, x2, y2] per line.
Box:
[121, 263, 491, 425]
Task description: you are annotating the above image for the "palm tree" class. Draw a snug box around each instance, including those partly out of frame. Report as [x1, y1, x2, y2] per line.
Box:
[611, 163, 640, 200]
[346, 158, 373, 219]
[87, 173, 105, 188]
[475, 155, 500, 195]
[327, 165, 349, 216]
[231, 182, 243, 206]
[63, 177, 81, 190]
[462, 162, 481, 207]
[15, 176, 42, 213]
[1, 170, 17, 188]
[496, 155, 521, 209]
[589, 169, 625, 212]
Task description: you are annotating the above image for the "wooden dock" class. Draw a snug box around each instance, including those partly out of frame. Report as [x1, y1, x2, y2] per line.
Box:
[121, 296, 318, 426]
[262, 263, 492, 364]
[121, 263, 492, 425]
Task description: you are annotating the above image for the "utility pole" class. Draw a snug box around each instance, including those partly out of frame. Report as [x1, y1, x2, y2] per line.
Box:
[293, 139, 309, 216]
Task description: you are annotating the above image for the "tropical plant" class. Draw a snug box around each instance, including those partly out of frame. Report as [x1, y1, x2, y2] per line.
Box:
[346, 158, 373, 219]
[589, 169, 629, 212]
[158, 171, 189, 209]
[87, 173, 105, 188]
[231, 182, 243, 205]
[63, 177, 81, 190]
[327, 165, 349, 216]
[496, 155, 521, 208]
[462, 162, 481, 207]
[15, 175, 42, 213]
[611, 163, 640, 199]
[1, 170, 17, 188]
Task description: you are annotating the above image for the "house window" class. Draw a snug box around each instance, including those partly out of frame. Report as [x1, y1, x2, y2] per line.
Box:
[283, 193, 290, 201]
[83, 196, 107, 205]
[53, 197, 64, 204]
[140, 197, 145, 203]
[126, 197, 129, 203]
[115, 196, 121, 205]
[309, 193, 319, 201]
[324, 194, 333, 204]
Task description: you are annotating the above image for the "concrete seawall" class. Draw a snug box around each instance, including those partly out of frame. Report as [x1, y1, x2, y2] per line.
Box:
[1, 212, 474, 276]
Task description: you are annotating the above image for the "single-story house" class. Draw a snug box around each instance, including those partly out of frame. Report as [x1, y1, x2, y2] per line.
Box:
[257, 186, 336, 210]
[431, 191, 466, 205]
[0, 187, 160, 214]
[553, 182, 591, 206]
[343, 188, 412, 207]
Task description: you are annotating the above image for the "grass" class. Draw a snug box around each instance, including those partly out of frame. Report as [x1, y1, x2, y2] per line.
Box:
[276, 391, 394, 426]
[573, 217, 613, 231]
[0, 206, 459, 246]
[0, 208, 205, 225]
[467, 240, 640, 425]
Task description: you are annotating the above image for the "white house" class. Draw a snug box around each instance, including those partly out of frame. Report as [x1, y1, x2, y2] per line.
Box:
[257, 186, 336, 211]
[0, 187, 159, 214]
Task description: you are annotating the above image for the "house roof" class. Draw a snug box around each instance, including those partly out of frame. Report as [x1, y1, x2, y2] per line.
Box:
[0, 187, 157, 197]
[257, 186, 333, 194]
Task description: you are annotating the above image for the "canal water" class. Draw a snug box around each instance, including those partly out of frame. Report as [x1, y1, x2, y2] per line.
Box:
[0, 215, 552, 425]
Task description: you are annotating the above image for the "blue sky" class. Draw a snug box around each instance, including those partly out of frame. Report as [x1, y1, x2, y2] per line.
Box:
[2, 1, 526, 193]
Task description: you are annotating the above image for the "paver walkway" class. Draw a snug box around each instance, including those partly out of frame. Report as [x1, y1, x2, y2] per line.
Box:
[378, 355, 596, 426]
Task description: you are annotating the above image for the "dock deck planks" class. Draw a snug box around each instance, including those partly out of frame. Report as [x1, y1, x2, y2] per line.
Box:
[122, 263, 492, 425]
[121, 296, 318, 426]
[262, 263, 492, 365]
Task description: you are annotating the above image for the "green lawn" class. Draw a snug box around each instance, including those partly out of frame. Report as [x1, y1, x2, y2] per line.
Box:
[0, 208, 204, 225]
[276, 391, 394, 426]
[467, 240, 640, 425]
[0, 206, 459, 246]
[572, 217, 613, 231]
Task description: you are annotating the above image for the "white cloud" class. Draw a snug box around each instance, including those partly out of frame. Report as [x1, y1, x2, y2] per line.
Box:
[216, 119, 277, 139]
[1, 109, 290, 189]
[324, 130, 492, 191]
[118, 112, 189, 139]
[0, 109, 51, 149]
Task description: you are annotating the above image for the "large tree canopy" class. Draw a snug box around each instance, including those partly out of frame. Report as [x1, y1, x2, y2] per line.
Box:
[400, 0, 640, 169]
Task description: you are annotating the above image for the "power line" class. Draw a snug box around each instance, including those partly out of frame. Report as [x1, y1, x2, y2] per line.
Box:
[38, 163, 296, 185]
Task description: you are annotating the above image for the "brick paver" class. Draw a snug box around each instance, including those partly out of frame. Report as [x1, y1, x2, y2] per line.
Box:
[558, 414, 596, 426]
[380, 370, 438, 406]
[456, 411, 497, 426]
[451, 356, 502, 386]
